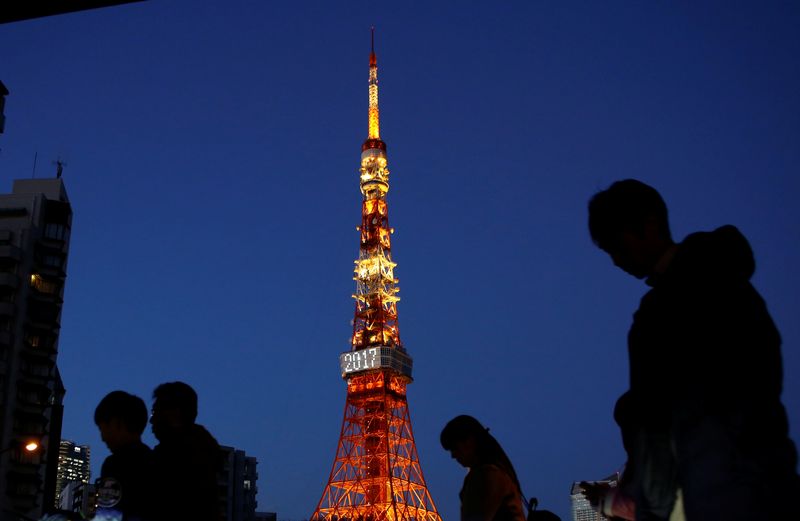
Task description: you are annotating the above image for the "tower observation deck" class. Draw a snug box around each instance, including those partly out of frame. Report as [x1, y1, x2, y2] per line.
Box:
[311, 30, 442, 521]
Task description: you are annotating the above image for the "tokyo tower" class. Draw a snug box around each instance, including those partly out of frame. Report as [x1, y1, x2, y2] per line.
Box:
[311, 30, 442, 521]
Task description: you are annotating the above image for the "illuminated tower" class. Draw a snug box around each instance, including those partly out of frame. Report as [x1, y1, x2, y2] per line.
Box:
[312, 31, 441, 521]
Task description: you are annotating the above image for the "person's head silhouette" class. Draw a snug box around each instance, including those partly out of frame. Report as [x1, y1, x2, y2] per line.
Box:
[588, 179, 674, 279]
[150, 381, 198, 442]
[94, 390, 148, 453]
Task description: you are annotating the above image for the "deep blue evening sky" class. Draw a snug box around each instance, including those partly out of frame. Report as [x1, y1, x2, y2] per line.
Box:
[2, 2, 799, 520]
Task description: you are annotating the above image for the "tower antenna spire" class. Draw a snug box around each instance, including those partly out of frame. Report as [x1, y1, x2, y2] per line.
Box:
[367, 27, 380, 140]
[370, 26, 376, 65]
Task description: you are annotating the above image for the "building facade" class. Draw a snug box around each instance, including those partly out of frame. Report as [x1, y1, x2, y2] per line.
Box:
[54, 440, 90, 508]
[0, 178, 73, 520]
[219, 445, 258, 521]
[570, 475, 618, 521]
[57, 480, 96, 517]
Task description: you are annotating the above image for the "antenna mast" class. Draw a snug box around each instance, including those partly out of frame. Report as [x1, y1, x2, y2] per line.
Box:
[367, 27, 380, 141]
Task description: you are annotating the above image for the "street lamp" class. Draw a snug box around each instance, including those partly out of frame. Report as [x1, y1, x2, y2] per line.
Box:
[0, 438, 41, 455]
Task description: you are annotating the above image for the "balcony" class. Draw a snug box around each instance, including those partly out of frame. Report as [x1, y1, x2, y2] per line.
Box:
[13, 408, 48, 436]
[28, 275, 64, 304]
[39, 222, 70, 246]
[34, 263, 66, 279]
[19, 345, 53, 368]
[27, 294, 63, 318]
[0, 272, 18, 289]
[20, 341, 56, 361]
[18, 360, 53, 383]
[0, 244, 21, 261]
[6, 469, 42, 513]
[34, 247, 67, 277]
[0, 301, 15, 316]
[24, 306, 61, 332]
[14, 382, 50, 416]
[8, 446, 41, 466]
[21, 334, 57, 357]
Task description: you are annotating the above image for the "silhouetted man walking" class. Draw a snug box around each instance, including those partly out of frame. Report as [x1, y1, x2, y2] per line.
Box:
[150, 381, 222, 521]
[588, 179, 800, 520]
[94, 390, 155, 521]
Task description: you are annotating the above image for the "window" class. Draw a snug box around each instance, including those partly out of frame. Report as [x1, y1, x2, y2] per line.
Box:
[41, 254, 63, 268]
[30, 274, 59, 295]
[43, 223, 68, 241]
[20, 360, 50, 377]
[24, 333, 54, 350]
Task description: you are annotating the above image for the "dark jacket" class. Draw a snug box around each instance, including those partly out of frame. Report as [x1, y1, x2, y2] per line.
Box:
[100, 441, 155, 521]
[623, 225, 800, 520]
[152, 424, 222, 521]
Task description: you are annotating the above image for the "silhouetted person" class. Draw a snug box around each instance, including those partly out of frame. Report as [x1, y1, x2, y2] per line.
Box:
[94, 390, 154, 521]
[150, 382, 222, 521]
[588, 179, 800, 520]
[441, 415, 529, 521]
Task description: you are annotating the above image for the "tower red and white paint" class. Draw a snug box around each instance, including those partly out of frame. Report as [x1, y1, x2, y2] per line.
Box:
[312, 29, 442, 521]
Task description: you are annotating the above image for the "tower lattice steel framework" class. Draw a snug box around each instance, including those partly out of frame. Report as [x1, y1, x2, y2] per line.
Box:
[311, 30, 442, 521]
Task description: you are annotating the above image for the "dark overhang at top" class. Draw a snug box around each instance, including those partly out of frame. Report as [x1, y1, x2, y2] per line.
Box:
[0, 1, 145, 24]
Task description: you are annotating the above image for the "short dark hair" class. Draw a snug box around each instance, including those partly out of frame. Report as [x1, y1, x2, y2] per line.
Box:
[153, 381, 198, 423]
[94, 391, 148, 435]
[588, 179, 671, 251]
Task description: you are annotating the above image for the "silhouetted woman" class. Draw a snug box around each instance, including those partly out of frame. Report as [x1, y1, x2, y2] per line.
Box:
[441, 415, 527, 521]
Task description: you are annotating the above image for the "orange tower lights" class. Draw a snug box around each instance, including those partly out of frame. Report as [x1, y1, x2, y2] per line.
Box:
[311, 30, 442, 521]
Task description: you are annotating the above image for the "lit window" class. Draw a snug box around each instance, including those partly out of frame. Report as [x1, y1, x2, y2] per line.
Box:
[30, 273, 58, 294]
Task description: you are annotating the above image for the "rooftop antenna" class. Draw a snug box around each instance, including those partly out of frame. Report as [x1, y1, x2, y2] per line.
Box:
[370, 26, 376, 67]
[52, 158, 66, 179]
[31, 151, 38, 178]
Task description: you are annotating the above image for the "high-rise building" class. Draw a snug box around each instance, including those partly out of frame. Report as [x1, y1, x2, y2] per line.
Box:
[54, 440, 90, 508]
[311, 30, 441, 521]
[218, 445, 258, 521]
[0, 177, 73, 519]
[569, 475, 618, 521]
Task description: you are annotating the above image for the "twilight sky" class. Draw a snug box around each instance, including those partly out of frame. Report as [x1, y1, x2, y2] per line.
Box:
[1, 2, 799, 520]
